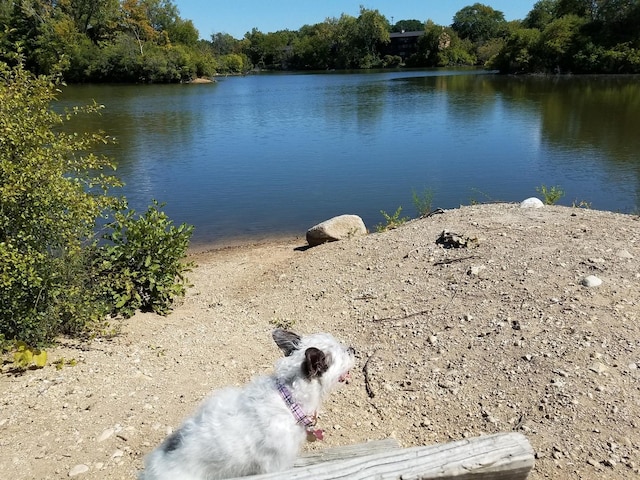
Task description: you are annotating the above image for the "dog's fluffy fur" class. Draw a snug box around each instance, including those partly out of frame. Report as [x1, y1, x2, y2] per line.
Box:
[139, 329, 355, 480]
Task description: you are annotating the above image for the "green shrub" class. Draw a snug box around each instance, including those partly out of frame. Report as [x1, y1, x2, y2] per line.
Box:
[536, 184, 565, 205]
[375, 207, 409, 232]
[0, 54, 120, 345]
[97, 202, 194, 318]
[0, 54, 193, 346]
[412, 188, 434, 217]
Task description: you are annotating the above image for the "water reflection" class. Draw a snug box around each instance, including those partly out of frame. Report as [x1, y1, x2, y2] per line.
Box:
[59, 71, 640, 245]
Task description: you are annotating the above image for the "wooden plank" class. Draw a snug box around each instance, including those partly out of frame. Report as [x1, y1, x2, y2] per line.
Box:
[238, 432, 534, 480]
[294, 438, 401, 467]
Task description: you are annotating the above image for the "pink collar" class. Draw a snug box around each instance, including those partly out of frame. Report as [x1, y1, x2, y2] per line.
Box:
[276, 380, 324, 441]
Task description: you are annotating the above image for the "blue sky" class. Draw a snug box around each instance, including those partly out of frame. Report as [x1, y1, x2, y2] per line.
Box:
[173, 1, 538, 40]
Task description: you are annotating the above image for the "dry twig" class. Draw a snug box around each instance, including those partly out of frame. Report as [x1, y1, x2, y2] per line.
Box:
[362, 352, 378, 398]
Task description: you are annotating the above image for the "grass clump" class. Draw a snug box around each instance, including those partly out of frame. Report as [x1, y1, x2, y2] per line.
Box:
[536, 184, 565, 205]
[376, 207, 409, 232]
[412, 188, 434, 217]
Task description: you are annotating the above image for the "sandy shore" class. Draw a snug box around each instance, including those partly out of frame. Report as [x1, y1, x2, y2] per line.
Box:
[1, 203, 639, 479]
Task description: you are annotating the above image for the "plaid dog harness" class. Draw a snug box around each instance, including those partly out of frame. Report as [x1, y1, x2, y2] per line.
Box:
[276, 380, 324, 441]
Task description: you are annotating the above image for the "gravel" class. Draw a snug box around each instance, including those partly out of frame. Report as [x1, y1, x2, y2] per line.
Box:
[1, 203, 639, 479]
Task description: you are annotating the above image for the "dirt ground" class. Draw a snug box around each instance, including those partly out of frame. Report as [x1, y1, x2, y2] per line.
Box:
[1, 203, 639, 479]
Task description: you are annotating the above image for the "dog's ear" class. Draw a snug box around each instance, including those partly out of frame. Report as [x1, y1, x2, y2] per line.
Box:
[302, 347, 329, 379]
[272, 329, 302, 357]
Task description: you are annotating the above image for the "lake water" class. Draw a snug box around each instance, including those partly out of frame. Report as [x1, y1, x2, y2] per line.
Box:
[59, 70, 640, 248]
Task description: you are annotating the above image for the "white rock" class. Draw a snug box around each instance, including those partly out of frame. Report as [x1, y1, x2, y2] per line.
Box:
[97, 428, 114, 442]
[111, 449, 124, 459]
[520, 197, 544, 208]
[468, 265, 486, 276]
[589, 362, 608, 374]
[582, 275, 603, 287]
[617, 250, 634, 259]
[68, 464, 89, 477]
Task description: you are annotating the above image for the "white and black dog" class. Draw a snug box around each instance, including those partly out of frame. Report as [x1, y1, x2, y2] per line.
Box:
[139, 329, 355, 480]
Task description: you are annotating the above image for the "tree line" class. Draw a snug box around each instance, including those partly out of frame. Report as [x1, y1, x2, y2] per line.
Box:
[1, 0, 639, 83]
[0, 0, 214, 82]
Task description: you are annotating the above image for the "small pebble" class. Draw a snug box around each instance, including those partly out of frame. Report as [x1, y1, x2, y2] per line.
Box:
[111, 449, 124, 459]
[468, 265, 486, 276]
[587, 458, 600, 468]
[589, 362, 608, 374]
[68, 464, 89, 477]
[582, 275, 602, 287]
[97, 428, 114, 442]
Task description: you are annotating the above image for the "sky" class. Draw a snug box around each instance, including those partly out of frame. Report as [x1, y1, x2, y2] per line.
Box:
[173, 1, 538, 40]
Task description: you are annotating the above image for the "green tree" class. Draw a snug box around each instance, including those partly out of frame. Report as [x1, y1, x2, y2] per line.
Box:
[143, 0, 179, 33]
[291, 22, 335, 69]
[488, 27, 542, 72]
[63, 0, 120, 41]
[120, 0, 183, 51]
[555, 0, 596, 18]
[596, 0, 639, 25]
[193, 39, 219, 76]
[167, 17, 199, 46]
[493, 0, 640, 73]
[211, 32, 242, 55]
[523, 0, 559, 29]
[0, 0, 12, 25]
[333, 13, 359, 68]
[539, 13, 587, 70]
[354, 7, 390, 67]
[391, 19, 423, 33]
[219, 52, 250, 73]
[244, 28, 297, 69]
[452, 3, 508, 44]
[410, 20, 475, 67]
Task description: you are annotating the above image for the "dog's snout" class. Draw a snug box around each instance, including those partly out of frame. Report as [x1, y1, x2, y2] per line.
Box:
[347, 347, 356, 356]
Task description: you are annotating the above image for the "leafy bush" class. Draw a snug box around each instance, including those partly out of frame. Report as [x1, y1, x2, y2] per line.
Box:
[220, 53, 251, 74]
[0, 54, 121, 345]
[382, 55, 403, 67]
[97, 202, 194, 318]
[0, 55, 193, 346]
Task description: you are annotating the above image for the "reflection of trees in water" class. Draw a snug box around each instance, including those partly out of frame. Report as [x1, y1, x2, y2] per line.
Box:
[520, 77, 639, 207]
[319, 80, 388, 133]
[398, 73, 640, 209]
[535, 77, 640, 209]
[59, 84, 203, 174]
[407, 74, 639, 165]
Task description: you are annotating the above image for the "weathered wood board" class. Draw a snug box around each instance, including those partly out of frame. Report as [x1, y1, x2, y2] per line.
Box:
[237, 432, 534, 480]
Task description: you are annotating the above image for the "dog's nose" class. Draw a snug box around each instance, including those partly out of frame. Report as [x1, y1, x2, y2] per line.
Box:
[347, 347, 356, 356]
